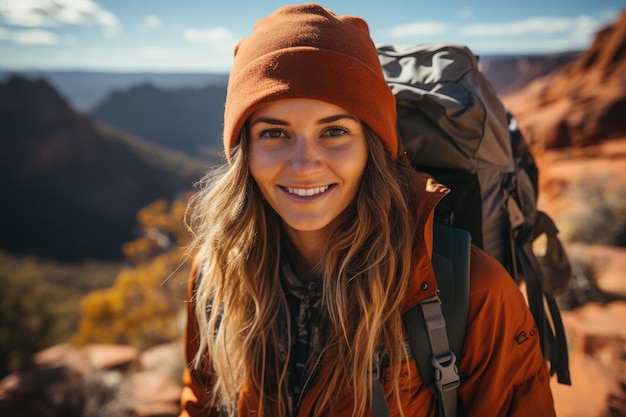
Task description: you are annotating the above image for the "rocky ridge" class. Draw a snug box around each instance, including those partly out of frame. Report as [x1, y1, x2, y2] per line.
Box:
[503, 11, 626, 149]
[501, 11, 626, 417]
[0, 343, 184, 417]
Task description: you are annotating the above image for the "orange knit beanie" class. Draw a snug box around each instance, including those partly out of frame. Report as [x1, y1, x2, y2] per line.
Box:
[223, 3, 398, 159]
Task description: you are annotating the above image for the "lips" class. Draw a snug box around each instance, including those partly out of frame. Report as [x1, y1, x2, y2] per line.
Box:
[283, 184, 333, 197]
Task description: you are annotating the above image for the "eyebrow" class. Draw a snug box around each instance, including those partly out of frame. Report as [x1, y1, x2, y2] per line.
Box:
[249, 113, 359, 127]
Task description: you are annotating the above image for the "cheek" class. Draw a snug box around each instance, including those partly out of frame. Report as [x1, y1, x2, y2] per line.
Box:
[249, 150, 276, 196]
[249, 165, 267, 194]
[248, 146, 266, 181]
[343, 145, 368, 184]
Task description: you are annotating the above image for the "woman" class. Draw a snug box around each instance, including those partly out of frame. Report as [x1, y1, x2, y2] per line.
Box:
[180, 4, 556, 417]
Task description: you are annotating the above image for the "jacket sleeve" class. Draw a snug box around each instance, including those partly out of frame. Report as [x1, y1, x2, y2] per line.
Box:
[458, 246, 556, 417]
[179, 257, 219, 417]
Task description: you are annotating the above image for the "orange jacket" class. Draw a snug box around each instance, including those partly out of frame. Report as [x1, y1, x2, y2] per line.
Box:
[179, 172, 556, 417]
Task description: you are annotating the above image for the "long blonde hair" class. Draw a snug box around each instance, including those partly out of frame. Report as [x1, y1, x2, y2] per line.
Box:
[188, 125, 416, 417]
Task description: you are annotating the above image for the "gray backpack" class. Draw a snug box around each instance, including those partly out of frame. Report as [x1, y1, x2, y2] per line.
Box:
[371, 43, 572, 417]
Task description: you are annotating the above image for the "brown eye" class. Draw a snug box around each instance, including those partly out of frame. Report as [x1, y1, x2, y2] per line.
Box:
[259, 128, 288, 139]
[323, 127, 349, 137]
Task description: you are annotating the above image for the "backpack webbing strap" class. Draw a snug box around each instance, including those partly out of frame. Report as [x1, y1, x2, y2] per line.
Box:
[545, 292, 571, 384]
[371, 223, 470, 417]
[517, 240, 571, 385]
[371, 350, 390, 417]
[404, 223, 471, 417]
[422, 296, 460, 417]
[508, 197, 571, 385]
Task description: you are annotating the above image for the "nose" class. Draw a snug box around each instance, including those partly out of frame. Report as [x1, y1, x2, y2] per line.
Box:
[287, 135, 322, 175]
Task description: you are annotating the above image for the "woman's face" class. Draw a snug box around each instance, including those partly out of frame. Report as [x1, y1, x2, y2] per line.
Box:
[249, 98, 368, 238]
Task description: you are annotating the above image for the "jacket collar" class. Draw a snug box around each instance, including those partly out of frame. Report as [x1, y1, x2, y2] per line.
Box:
[402, 171, 450, 313]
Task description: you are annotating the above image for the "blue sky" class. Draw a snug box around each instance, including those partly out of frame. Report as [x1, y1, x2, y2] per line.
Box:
[0, 0, 623, 73]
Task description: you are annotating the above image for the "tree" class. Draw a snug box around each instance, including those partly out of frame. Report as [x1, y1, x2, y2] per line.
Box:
[74, 198, 193, 349]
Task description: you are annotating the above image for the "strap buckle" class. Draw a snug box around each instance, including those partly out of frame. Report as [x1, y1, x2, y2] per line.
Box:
[431, 351, 460, 393]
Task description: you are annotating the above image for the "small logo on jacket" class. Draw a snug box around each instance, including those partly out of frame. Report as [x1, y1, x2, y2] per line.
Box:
[515, 326, 537, 345]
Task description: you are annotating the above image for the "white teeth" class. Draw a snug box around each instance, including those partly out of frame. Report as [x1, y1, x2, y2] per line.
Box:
[286, 185, 330, 196]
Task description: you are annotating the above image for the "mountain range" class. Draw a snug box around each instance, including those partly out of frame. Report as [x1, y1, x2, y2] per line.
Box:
[89, 82, 227, 161]
[0, 52, 575, 116]
[0, 76, 209, 260]
[0, 71, 229, 113]
[82, 52, 579, 162]
[0, 52, 592, 262]
[1, 11, 624, 262]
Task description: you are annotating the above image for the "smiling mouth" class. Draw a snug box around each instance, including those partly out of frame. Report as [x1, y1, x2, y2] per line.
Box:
[283, 184, 333, 197]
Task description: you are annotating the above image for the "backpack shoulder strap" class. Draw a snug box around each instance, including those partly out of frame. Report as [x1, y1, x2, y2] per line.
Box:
[403, 221, 471, 417]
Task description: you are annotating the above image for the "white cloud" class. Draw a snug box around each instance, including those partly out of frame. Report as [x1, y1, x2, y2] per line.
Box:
[389, 21, 452, 38]
[382, 12, 616, 53]
[183, 27, 237, 44]
[0, 28, 59, 45]
[0, 0, 121, 38]
[569, 15, 603, 40]
[460, 14, 608, 38]
[0, 0, 48, 26]
[140, 15, 162, 31]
